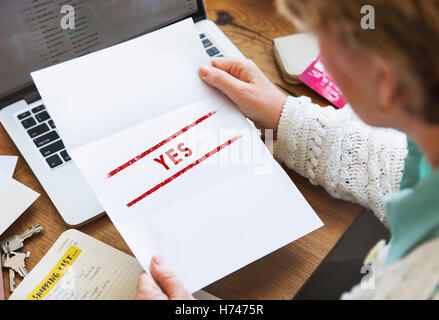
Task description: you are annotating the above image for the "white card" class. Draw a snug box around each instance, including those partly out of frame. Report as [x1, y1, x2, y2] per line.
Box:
[0, 173, 39, 235]
[0, 155, 18, 177]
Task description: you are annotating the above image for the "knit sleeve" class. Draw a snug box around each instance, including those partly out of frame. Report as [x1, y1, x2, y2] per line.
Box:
[275, 96, 408, 225]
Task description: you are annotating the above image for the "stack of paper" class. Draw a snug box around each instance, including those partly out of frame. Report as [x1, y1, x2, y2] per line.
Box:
[0, 157, 39, 235]
[31, 19, 323, 292]
[0, 155, 18, 177]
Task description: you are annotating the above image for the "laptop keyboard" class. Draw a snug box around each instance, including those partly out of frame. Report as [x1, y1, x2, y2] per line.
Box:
[16, 33, 223, 170]
[199, 33, 224, 58]
[16, 104, 71, 169]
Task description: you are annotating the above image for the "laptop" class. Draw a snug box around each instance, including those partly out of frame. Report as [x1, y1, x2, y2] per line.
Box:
[0, 0, 244, 227]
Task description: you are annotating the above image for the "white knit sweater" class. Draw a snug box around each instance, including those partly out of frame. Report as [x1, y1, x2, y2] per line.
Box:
[275, 97, 439, 300]
[276, 96, 407, 226]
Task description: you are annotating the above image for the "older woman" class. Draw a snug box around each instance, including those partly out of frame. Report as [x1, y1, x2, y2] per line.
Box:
[136, 0, 439, 299]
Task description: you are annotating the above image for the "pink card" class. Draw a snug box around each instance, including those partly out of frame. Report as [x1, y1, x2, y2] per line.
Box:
[299, 56, 347, 109]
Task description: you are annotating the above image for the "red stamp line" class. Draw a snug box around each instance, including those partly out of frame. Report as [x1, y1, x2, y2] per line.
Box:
[126, 134, 244, 207]
[107, 110, 217, 178]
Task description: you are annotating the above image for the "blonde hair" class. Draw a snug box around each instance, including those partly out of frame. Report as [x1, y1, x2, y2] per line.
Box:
[277, 0, 439, 123]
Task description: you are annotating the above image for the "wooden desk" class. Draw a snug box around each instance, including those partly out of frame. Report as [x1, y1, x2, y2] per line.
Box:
[0, 0, 363, 300]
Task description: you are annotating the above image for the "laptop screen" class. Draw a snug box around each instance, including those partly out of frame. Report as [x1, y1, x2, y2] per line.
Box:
[0, 0, 200, 99]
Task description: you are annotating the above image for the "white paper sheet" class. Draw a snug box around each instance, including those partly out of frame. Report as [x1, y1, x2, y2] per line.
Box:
[31, 18, 216, 151]
[31, 19, 323, 292]
[0, 155, 18, 177]
[0, 173, 39, 235]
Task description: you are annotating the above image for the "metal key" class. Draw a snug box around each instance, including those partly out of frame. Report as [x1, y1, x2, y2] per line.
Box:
[3, 252, 28, 278]
[1, 224, 43, 254]
[2, 253, 16, 292]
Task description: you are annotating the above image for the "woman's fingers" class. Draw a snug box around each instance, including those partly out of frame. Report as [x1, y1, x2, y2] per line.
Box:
[211, 58, 264, 82]
[136, 272, 168, 300]
[198, 57, 287, 130]
[135, 256, 195, 300]
[210, 57, 249, 77]
[199, 64, 246, 95]
[149, 255, 194, 300]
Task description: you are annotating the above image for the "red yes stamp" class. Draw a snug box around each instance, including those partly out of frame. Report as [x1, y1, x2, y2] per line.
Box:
[106, 110, 243, 207]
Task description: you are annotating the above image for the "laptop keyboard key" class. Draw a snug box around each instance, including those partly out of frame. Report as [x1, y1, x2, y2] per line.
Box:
[40, 140, 65, 157]
[32, 105, 45, 113]
[28, 123, 49, 138]
[48, 120, 56, 129]
[17, 111, 31, 120]
[34, 131, 60, 148]
[60, 150, 71, 162]
[21, 117, 36, 129]
[35, 111, 50, 123]
[199, 33, 206, 39]
[202, 39, 212, 48]
[46, 154, 63, 168]
[206, 46, 220, 57]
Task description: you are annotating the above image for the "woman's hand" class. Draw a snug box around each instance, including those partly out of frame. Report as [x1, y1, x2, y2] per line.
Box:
[136, 59, 287, 300]
[199, 58, 287, 130]
[136, 255, 195, 300]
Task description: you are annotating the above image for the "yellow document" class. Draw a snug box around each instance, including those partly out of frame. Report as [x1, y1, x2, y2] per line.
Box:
[9, 229, 143, 300]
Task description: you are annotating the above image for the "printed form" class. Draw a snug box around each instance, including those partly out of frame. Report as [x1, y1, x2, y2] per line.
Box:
[31, 19, 323, 293]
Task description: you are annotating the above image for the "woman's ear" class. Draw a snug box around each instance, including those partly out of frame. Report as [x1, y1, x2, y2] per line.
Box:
[374, 56, 401, 114]
[276, 0, 307, 31]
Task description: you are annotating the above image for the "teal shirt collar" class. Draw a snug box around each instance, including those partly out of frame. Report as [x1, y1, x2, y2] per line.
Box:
[384, 138, 439, 266]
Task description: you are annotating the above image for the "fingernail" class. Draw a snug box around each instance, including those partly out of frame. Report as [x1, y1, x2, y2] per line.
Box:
[153, 255, 163, 265]
[199, 66, 209, 78]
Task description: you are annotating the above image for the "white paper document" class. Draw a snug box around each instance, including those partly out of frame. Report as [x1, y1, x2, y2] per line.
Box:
[0, 155, 18, 177]
[31, 19, 323, 292]
[0, 173, 39, 235]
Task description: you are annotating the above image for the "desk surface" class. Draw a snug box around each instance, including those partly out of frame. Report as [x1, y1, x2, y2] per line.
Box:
[0, 0, 363, 300]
